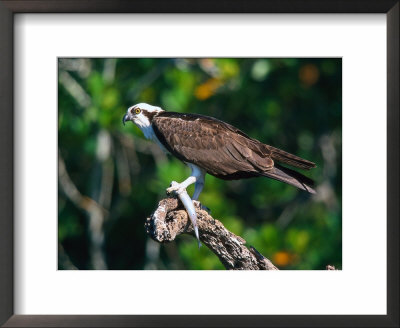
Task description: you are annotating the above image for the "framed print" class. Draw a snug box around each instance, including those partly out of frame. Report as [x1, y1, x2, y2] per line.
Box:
[0, 1, 398, 327]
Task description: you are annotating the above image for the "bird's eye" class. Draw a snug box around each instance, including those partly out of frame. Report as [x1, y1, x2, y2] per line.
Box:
[135, 108, 141, 115]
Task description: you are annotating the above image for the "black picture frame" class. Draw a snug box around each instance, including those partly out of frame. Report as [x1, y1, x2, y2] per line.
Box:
[0, 1, 398, 327]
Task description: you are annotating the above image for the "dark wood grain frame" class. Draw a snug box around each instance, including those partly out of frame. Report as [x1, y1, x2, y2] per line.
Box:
[0, 1, 398, 327]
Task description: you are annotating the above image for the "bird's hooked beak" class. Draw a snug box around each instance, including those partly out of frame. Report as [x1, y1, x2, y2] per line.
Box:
[122, 113, 129, 126]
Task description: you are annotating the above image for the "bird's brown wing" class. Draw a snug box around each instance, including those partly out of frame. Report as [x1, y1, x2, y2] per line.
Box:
[152, 112, 274, 179]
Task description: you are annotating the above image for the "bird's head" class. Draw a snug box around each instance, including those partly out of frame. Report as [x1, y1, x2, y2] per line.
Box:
[122, 103, 164, 129]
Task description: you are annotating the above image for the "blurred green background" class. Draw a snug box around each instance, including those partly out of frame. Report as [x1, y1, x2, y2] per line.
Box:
[58, 58, 341, 270]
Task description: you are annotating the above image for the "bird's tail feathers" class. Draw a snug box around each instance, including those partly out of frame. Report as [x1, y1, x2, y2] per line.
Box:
[269, 146, 316, 170]
[261, 164, 316, 194]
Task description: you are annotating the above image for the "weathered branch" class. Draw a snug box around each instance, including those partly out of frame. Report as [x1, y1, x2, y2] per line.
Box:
[145, 197, 278, 270]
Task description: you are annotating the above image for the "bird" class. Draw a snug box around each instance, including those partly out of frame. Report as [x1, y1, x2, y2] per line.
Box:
[123, 103, 316, 246]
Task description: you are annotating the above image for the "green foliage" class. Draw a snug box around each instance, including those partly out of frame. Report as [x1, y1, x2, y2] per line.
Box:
[58, 58, 342, 270]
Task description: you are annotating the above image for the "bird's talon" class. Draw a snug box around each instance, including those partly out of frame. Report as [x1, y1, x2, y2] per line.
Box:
[166, 182, 186, 197]
[192, 200, 211, 213]
[167, 189, 180, 196]
[200, 204, 211, 213]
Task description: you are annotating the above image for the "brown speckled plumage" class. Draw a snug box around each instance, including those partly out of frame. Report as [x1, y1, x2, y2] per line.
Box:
[149, 111, 316, 193]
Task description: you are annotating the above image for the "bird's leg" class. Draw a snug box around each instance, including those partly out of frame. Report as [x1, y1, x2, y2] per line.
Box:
[166, 176, 196, 196]
[166, 164, 206, 199]
[166, 176, 209, 212]
[191, 169, 210, 212]
[192, 175, 205, 201]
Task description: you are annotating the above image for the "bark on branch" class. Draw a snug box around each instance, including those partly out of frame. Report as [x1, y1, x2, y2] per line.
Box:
[145, 197, 278, 270]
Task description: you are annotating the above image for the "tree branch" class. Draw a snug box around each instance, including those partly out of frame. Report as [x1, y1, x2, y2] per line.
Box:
[145, 197, 278, 270]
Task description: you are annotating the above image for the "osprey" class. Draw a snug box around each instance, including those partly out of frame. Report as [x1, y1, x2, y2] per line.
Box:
[123, 103, 316, 246]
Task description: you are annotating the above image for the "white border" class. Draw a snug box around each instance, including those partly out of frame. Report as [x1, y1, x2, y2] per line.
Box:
[15, 14, 387, 315]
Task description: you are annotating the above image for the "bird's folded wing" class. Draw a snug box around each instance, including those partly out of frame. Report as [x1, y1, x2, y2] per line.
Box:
[152, 113, 274, 178]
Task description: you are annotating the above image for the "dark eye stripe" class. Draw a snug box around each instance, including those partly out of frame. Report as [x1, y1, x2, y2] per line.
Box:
[141, 110, 158, 122]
